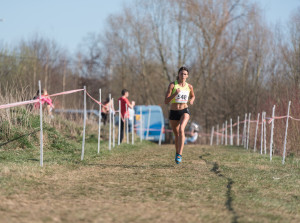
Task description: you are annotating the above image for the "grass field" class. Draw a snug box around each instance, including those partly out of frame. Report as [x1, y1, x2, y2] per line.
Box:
[1, 139, 300, 223]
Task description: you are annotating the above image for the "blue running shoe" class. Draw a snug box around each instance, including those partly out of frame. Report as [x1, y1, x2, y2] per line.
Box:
[175, 153, 182, 164]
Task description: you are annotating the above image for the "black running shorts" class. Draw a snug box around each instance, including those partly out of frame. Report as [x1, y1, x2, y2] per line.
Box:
[169, 108, 190, 120]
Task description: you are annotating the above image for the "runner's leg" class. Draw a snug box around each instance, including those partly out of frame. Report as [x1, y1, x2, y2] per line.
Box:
[178, 113, 190, 155]
[170, 120, 180, 153]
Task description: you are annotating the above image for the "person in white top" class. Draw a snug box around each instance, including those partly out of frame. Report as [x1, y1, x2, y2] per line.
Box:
[128, 106, 135, 133]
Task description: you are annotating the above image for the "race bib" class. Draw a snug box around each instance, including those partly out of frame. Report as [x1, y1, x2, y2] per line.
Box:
[175, 90, 189, 103]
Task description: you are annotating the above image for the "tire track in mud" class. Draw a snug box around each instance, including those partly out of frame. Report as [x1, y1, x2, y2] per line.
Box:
[200, 152, 239, 223]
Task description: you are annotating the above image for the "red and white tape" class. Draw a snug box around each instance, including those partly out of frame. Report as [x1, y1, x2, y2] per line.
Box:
[0, 89, 84, 110]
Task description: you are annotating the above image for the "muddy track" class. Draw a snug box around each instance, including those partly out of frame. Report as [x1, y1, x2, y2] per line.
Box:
[200, 153, 239, 223]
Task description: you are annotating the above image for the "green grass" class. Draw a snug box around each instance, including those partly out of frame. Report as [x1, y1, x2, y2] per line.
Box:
[1, 109, 300, 222]
[1, 142, 300, 222]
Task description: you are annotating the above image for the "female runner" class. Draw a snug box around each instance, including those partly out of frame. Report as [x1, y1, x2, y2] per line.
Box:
[164, 66, 195, 164]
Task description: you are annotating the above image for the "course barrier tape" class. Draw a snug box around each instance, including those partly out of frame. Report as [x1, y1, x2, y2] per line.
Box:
[213, 113, 300, 139]
[2, 89, 300, 129]
[290, 116, 300, 121]
[49, 89, 84, 97]
[218, 116, 290, 133]
[0, 98, 40, 110]
[0, 89, 84, 110]
[0, 88, 122, 112]
[84, 90, 121, 113]
[213, 131, 239, 137]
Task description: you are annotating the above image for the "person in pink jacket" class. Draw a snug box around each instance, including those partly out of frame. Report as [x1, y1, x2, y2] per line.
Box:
[34, 89, 54, 117]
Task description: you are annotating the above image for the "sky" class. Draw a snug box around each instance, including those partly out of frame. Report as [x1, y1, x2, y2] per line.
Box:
[0, 0, 300, 55]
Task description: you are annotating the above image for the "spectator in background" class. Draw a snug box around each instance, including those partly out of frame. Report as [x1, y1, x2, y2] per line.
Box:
[118, 89, 135, 143]
[34, 89, 54, 118]
[185, 122, 199, 144]
[128, 106, 135, 133]
[101, 97, 113, 125]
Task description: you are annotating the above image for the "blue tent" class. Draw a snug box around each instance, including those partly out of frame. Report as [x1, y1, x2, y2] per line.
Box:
[134, 105, 165, 142]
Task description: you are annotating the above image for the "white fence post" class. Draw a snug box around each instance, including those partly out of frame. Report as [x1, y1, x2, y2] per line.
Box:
[246, 113, 251, 150]
[210, 126, 214, 146]
[159, 114, 164, 146]
[126, 104, 129, 144]
[38, 80, 43, 167]
[140, 107, 143, 142]
[282, 101, 291, 164]
[146, 107, 151, 140]
[97, 89, 101, 154]
[254, 113, 260, 152]
[112, 98, 115, 148]
[132, 113, 134, 145]
[264, 112, 267, 154]
[230, 119, 233, 146]
[216, 124, 219, 145]
[242, 113, 247, 147]
[221, 123, 224, 145]
[109, 93, 111, 151]
[260, 111, 264, 154]
[270, 105, 276, 161]
[118, 100, 121, 145]
[237, 116, 239, 146]
[81, 86, 87, 160]
[225, 121, 228, 146]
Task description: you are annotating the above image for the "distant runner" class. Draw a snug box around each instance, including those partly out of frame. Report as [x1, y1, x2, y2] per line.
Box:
[164, 66, 195, 164]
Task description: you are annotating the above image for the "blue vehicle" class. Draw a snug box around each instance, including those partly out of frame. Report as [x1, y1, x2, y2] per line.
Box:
[134, 105, 165, 142]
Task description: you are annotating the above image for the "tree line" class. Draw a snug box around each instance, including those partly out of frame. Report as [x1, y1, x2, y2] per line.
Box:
[0, 0, 299, 135]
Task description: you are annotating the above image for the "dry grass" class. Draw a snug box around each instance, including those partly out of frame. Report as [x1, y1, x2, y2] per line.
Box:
[0, 143, 300, 223]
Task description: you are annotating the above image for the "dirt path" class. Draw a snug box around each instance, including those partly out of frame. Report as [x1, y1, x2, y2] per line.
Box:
[1, 144, 299, 222]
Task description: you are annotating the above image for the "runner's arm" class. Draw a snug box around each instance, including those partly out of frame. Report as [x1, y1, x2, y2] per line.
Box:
[188, 84, 195, 105]
[165, 83, 179, 104]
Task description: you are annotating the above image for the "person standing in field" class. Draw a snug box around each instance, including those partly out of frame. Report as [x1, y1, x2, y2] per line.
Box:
[164, 66, 195, 164]
[101, 97, 113, 125]
[128, 106, 135, 133]
[118, 89, 135, 143]
[33, 89, 55, 118]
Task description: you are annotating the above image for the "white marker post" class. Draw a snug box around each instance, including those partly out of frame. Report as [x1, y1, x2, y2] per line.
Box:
[260, 112, 264, 154]
[282, 101, 291, 164]
[243, 113, 248, 149]
[112, 98, 115, 148]
[246, 113, 251, 150]
[38, 81, 43, 167]
[216, 124, 219, 145]
[270, 105, 276, 161]
[263, 112, 267, 154]
[97, 89, 101, 154]
[159, 114, 164, 146]
[109, 94, 111, 151]
[118, 100, 121, 145]
[237, 116, 239, 146]
[146, 107, 151, 140]
[225, 121, 228, 146]
[254, 113, 260, 152]
[221, 123, 224, 145]
[230, 119, 233, 146]
[242, 113, 247, 147]
[81, 86, 87, 160]
[140, 107, 143, 142]
[210, 126, 214, 146]
[132, 112, 134, 145]
[126, 104, 129, 144]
